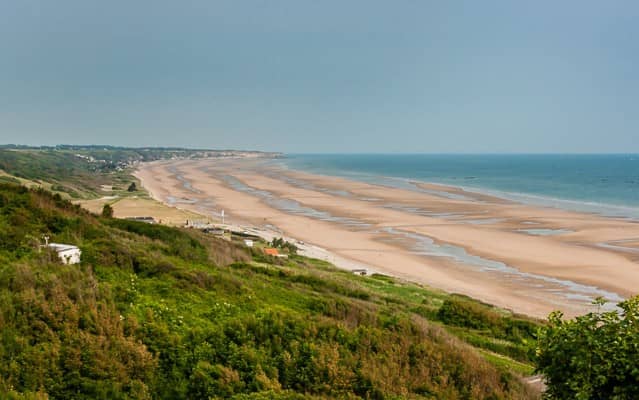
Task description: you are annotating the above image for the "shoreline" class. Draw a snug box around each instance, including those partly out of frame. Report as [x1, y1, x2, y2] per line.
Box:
[132, 160, 375, 274]
[273, 158, 639, 221]
[134, 158, 639, 318]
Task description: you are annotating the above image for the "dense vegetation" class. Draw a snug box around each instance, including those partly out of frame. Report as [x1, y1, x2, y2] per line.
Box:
[269, 237, 298, 255]
[0, 183, 540, 399]
[536, 297, 639, 399]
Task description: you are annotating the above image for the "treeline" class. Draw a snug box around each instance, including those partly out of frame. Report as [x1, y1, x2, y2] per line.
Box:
[0, 183, 539, 399]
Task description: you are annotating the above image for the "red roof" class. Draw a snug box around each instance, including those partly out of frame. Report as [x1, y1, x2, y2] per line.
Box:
[264, 248, 279, 256]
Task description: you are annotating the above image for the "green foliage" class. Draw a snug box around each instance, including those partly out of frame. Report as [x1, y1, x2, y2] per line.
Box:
[128, 182, 137, 192]
[102, 203, 114, 218]
[0, 175, 20, 185]
[437, 296, 539, 362]
[0, 184, 94, 260]
[269, 237, 298, 254]
[536, 297, 639, 399]
[104, 218, 209, 263]
[0, 184, 539, 399]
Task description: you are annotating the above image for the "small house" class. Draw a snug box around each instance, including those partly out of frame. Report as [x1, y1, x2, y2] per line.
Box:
[264, 248, 288, 258]
[48, 243, 82, 265]
[351, 268, 368, 276]
[244, 239, 254, 248]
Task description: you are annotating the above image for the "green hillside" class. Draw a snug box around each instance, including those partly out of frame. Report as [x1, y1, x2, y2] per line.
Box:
[0, 149, 137, 199]
[0, 183, 540, 399]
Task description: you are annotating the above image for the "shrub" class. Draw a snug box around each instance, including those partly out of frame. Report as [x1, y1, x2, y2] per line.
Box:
[102, 203, 114, 218]
[536, 296, 639, 399]
[437, 296, 500, 330]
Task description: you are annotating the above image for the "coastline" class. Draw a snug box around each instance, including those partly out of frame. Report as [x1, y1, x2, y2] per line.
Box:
[134, 157, 639, 318]
[276, 154, 639, 220]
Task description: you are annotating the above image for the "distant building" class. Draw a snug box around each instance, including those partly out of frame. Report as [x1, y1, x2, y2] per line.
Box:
[244, 239, 254, 248]
[263, 248, 288, 258]
[48, 243, 81, 265]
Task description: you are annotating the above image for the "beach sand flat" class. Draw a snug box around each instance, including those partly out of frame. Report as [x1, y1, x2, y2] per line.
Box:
[135, 158, 639, 318]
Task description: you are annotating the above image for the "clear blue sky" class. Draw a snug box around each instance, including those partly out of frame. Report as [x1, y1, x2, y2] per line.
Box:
[1, 1, 637, 153]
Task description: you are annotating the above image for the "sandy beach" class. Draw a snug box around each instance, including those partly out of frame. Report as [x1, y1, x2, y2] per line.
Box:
[134, 158, 639, 318]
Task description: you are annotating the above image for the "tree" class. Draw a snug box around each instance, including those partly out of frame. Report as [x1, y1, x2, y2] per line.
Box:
[536, 296, 639, 399]
[127, 182, 137, 192]
[269, 237, 297, 254]
[102, 204, 114, 218]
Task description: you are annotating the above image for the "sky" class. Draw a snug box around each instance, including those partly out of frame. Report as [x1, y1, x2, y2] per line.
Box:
[1, 1, 638, 153]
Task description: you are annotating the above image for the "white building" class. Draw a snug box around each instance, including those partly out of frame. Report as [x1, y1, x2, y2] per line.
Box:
[244, 239, 254, 248]
[351, 268, 368, 276]
[48, 243, 82, 265]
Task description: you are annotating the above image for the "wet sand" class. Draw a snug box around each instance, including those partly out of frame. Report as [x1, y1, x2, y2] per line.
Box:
[134, 158, 639, 318]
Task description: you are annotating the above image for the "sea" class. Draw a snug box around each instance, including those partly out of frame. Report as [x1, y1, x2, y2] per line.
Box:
[279, 154, 639, 220]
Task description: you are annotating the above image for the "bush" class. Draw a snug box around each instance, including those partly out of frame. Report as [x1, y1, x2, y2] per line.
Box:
[102, 203, 114, 218]
[536, 296, 639, 399]
[437, 296, 501, 330]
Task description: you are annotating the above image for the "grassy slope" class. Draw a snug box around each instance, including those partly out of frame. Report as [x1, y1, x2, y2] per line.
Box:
[0, 149, 136, 199]
[0, 184, 540, 399]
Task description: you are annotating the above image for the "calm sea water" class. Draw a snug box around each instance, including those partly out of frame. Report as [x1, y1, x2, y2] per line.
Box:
[280, 154, 639, 219]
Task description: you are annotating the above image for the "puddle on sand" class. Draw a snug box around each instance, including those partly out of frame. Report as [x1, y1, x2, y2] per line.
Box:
[461, 218, 505, 225]
[596, 242, 639, 255]
[166, 196, 198, 205]
[167, 167, 201, 194]
[382, 204, 467, 219]
[358, 175, 475, 201]
[263, 171, 352, 198]
[381, 227, 623, 310]
[221, 175, 371, 230]
[517, 228, 573, 236]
